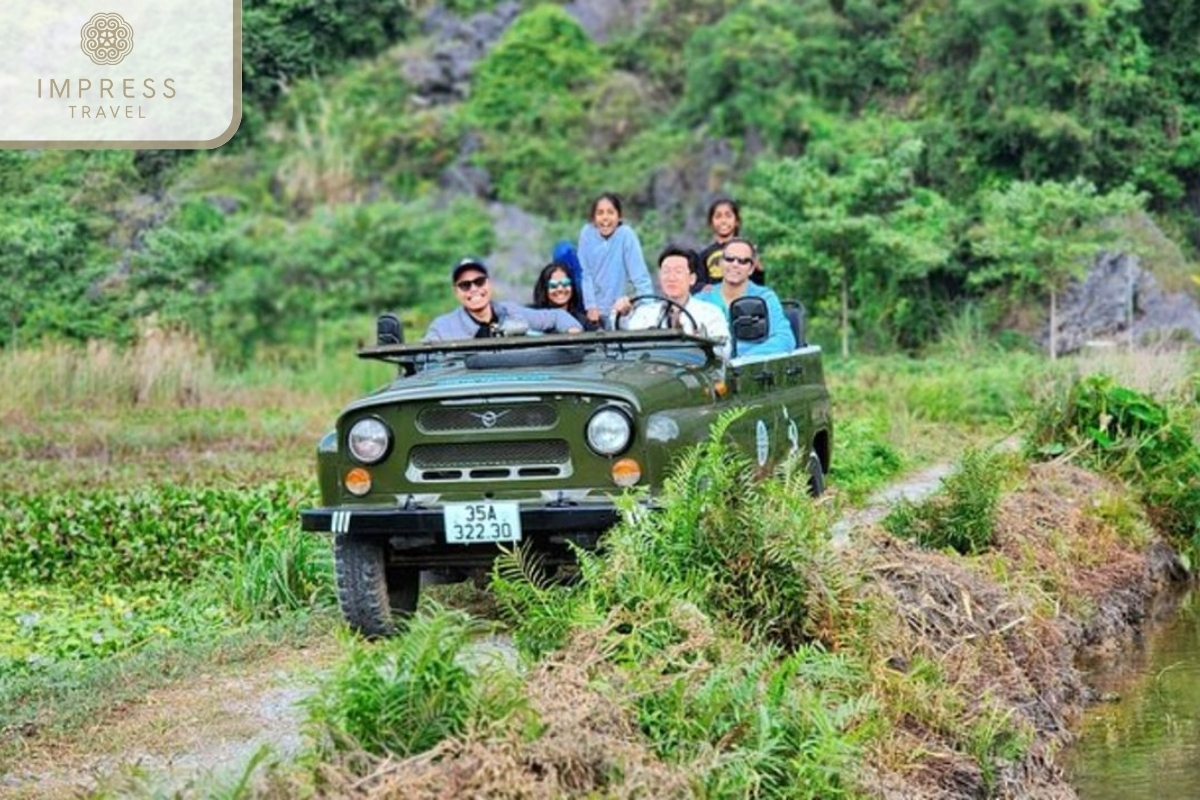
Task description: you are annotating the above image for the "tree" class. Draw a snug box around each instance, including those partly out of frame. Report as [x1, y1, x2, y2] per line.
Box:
[968, 178, 1145, 358]
[742, 142, 959, 355]
[463, 5, 610, 213]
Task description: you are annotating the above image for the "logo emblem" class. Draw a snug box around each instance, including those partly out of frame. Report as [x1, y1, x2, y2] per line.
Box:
[81, 12, 134, 65]
[469, 409, 511, 429]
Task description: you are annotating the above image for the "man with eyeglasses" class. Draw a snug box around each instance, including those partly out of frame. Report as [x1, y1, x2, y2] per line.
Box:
[423, 258, 582, 341]
[696, 238, 795, 357]
[623, 245, 731, 359]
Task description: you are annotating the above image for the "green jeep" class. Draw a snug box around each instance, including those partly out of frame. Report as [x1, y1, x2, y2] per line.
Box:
[301, 296, 832, 635]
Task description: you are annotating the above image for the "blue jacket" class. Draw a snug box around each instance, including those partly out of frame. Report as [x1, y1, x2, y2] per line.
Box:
[696, 283, 796, 358]
[577, 222, 653, 315]
[423, 302, 580, 342]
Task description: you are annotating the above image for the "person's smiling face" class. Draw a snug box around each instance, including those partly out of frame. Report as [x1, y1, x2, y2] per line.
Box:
[546, 268, 573, 308]
[710, 202, 739, 241]
[721, 242, 755, 288]
[592, 198, 620, 238]
[454, 269, 491, 315]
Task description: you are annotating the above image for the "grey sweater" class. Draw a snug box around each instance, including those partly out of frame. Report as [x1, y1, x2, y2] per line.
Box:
[422, 302, 581, 341]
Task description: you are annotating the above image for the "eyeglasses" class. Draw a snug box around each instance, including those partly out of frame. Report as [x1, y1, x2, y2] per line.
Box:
[547, 278, 572, 290]
[455, 275, 488, 291]
[722, 255, 754, 266]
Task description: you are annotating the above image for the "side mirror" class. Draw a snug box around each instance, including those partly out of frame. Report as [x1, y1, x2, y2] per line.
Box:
[376, 313, 404, 346]
[729, 296, 769, 344]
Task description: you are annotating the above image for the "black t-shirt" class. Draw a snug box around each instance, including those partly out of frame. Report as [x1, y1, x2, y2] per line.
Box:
[694, 242, 724, 294]
[473, 306, 500, 338]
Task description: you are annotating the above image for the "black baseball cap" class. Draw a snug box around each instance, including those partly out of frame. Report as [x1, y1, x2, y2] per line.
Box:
[451, 257, 489, 282]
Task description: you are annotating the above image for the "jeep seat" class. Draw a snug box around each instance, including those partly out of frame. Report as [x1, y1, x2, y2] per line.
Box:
[781, 300, 807, 348]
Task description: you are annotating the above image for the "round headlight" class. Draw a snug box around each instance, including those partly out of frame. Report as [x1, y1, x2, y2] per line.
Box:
[347, 418, 391, 464]
[587, 407, 633, 456]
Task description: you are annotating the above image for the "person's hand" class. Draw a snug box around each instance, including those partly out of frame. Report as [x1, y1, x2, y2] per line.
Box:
[586, 307, 600, 323]
[612, 296, 632, 314]
[566, 326, 582, 334]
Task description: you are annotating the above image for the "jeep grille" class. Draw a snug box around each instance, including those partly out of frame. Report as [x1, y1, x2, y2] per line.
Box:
[416, 403, 558, 433]
[406, 440, 572, 482]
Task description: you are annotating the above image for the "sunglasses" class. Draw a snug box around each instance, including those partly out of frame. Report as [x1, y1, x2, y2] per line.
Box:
[547, 278, 572, 290]
[722, 255, 754, 266]
[455, 275, 488, 291]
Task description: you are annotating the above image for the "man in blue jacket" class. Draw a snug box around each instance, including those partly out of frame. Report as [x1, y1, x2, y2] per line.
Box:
[424, 258, 582, 341]
[696, 238, 795, 357]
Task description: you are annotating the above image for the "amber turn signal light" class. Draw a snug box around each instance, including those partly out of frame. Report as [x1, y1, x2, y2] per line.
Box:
[344, 467, 372, 496]
[611, 458, 642, 487]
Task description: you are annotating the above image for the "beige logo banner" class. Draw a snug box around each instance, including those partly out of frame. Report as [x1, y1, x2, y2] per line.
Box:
[0, 1, 241, 149]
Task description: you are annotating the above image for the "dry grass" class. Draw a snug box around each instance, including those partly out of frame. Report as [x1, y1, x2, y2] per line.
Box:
[1072, 347, 1198, 400]
[0, 330, 220, 417]
[851, 461, 1175, 798]
[308, 628, 693, 799]
[0, 333, 362, 490]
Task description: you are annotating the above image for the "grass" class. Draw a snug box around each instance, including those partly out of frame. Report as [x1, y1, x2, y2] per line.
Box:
[4, 338, 1197, 797]
[0, 612, 338, 768]
[826, 351, 1049, 504]
[883, 448, 1017, 555]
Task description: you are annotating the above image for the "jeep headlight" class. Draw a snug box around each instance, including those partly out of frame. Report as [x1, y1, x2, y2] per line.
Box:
[347, 418, 391, 464]
[587, 407, 633, 456]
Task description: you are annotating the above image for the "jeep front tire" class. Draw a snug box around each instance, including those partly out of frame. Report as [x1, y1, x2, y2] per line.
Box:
[333, 535, 417, 637]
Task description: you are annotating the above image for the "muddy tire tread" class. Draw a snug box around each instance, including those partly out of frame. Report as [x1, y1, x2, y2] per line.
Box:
[334, 535, 394, 638]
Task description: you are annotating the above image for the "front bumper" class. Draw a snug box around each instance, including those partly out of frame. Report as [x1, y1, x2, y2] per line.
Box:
[301, 500, 626, 566]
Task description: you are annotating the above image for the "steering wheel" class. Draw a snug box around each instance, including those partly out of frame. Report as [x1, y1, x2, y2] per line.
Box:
[614, 295, 700, 333]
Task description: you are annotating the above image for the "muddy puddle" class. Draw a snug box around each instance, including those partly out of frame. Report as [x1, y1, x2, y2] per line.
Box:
[1068, 588, 1200, 798]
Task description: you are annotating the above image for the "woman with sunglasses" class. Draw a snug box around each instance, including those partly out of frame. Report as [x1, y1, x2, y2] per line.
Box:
[532, 261, 596, 331]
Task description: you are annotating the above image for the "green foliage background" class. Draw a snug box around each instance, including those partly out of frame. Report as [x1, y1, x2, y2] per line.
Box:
[2, 0, 1198, 359]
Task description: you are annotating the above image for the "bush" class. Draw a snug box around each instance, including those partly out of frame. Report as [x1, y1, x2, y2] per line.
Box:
[131, 197, 494, 363]
[242, 0, 411, 114]
[1026, 374, 1200, 542]
[462, 5, 609, 213]
[883, 448, 1010, 555]
[304, 607, 527, 759]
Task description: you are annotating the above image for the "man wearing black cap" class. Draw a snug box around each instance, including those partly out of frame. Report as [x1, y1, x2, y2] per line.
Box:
[423, 258, 583, 341]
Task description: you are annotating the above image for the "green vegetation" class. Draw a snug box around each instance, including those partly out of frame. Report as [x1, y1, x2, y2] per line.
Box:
[3, 345, 1196, 795]
[304, 608, 526, 758]
[3, 0, 1196, 361]
[1027, 372, 1200, 551]
[884, 448, 1014, 555]
[5, 0, 1200, 791]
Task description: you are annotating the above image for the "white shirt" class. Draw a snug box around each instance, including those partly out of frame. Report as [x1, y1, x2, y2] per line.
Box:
[624, 295, 731, 359]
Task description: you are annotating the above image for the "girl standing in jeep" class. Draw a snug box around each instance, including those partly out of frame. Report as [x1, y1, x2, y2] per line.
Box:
[577, 192, 653, 327]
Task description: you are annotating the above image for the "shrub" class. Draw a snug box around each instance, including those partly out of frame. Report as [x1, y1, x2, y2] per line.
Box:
[1026, 373, 1200, 542]
[462, 5, 609, 213]
[883, 448, 1010, 555]
[304, 607, 527, 759]
[636, 645, 871, 798]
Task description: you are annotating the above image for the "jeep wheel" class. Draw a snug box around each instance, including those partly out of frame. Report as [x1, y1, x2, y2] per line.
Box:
[333, 535, 416, 637]
[807, 450, 826, 497]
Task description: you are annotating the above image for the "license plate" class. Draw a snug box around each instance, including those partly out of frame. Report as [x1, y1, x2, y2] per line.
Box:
[443, 501, 522, 544]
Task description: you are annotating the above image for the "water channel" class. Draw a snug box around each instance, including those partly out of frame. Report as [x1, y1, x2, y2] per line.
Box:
[1068, 589, 1200, 798]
